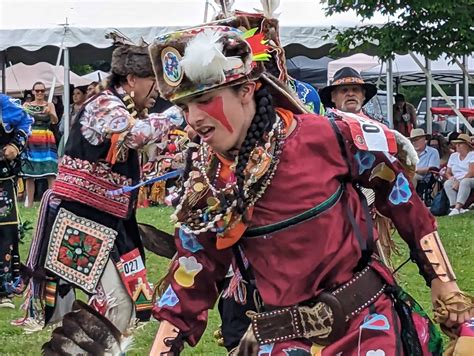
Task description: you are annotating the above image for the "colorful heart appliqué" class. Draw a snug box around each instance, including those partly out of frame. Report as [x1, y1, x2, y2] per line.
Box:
[158, 285, 179, 307]
[360, 313, 390, 330]
[174, 256, 203, 288]
[179, 228, 204, 253]
[369, 162, 396, 183]
[354, 151, 376, 175]
[389, 173, 412, 205]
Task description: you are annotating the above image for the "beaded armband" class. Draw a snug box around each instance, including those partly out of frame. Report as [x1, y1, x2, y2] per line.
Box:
[420, 232, 456, 283]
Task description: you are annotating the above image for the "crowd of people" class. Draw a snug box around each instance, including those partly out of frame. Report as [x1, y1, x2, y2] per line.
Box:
[0, 2, 472, 356]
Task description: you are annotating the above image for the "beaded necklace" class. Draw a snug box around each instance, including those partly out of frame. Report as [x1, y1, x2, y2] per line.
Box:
[172, 115, 286, 236]
[109, 87, 139, 163]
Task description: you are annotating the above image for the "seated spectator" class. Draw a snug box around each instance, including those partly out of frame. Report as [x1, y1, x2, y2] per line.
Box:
[429, 133, 451, 166]
[410, 128, 440, 188]
[444, 133, 474, 215]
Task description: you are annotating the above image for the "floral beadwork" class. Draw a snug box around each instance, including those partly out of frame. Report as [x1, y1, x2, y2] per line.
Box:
[57, 231, 102, 273]
[44, 208, 117, 293]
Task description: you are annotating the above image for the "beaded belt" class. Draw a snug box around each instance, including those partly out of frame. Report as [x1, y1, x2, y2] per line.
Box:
[251, 266, 386, 346]
[54, 156, 132, 219]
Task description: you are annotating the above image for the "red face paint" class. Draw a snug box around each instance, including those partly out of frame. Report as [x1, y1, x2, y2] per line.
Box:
[197, 96, 233, 133]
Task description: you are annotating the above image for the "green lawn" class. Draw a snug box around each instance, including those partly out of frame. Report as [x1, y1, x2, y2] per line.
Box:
[0, 205, 472, 355]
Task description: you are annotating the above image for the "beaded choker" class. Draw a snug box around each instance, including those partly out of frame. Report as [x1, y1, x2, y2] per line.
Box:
[172, 115, 286, 238]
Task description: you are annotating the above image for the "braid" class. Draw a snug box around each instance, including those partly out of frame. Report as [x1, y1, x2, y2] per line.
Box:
[234, 83, 276, 221]
[173, 135, 201, 207]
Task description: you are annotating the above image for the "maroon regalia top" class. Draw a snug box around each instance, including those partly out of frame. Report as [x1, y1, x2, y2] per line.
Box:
[154, 113, 438, 346]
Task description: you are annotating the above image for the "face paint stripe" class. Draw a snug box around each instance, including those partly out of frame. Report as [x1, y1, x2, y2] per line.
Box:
[197, 96, 233, 133]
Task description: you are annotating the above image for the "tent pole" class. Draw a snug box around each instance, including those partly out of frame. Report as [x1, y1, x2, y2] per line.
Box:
[203, 0, 208, 22]
[1, 51, 6, 93]
[48, 47, 64, 103]
[425, 58, 432, 134]
[410, 52, 473, 134]
[463, 55, 469, 111]
[63, 47, 70, 143]
[386, 58, 393, 128]
[455, 84, 460, 131]
[453, 56, 473, 82]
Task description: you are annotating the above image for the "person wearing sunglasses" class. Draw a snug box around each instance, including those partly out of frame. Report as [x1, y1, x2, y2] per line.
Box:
[21, 81, 58, 208]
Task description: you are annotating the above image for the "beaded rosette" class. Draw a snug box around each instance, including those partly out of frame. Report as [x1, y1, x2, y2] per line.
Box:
[172, 115, 286, 243]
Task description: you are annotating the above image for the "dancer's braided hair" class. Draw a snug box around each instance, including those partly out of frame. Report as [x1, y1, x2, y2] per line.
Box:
[173, 135, 201, 207]
[233, 82, 276, 222]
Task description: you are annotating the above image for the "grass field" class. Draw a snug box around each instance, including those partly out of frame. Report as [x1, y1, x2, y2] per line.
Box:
[0, 205, 472, 355]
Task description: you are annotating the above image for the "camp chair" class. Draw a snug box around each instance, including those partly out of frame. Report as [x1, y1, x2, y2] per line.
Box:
[416, 167, 442, 207]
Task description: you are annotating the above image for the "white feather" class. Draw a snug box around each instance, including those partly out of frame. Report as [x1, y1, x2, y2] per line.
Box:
[260, 0, 281, 18]
[181, 29, 244, 85]
[392, 129, 419, 167]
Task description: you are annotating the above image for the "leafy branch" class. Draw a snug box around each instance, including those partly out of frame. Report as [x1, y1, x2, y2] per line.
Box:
[322, 0, 474, 60]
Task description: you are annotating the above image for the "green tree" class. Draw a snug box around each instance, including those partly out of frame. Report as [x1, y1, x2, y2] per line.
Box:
[322, 0, 474, 60]
[71, 64, 94, 76]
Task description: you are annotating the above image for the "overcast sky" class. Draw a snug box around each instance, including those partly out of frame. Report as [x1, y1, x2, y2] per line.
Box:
[0, 0, 388, 29]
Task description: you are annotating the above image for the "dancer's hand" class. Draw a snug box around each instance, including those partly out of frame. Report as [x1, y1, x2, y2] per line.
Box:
[3, 144, 19, 160]
[431, 278, 473, 327]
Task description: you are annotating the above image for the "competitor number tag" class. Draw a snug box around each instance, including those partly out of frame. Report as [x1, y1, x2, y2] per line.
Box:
[122, 254, 145, 277]
[336, 110, 397, 154]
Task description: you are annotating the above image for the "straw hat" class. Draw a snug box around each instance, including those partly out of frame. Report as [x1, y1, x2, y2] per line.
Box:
[451, 133, 473, 148]
[409, 128, 430, 140]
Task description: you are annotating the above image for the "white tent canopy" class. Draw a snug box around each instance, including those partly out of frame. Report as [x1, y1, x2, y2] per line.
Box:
[0, 24, 348, 64]
[0, 62, 90, 96]
[327, 54, 379, 83]
[81, 70, 109, 83]
[0, 0, 386, 64]
[362, 54, 474, 86]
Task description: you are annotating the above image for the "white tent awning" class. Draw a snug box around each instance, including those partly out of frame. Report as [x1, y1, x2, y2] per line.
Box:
[327, 54, 380, 83]
[362, 54, 474, 86]
[81, 70, 110, 82]
[1, 62, 90, 96]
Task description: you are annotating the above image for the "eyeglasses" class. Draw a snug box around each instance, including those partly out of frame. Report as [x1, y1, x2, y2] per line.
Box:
[34, 89, 45, 93]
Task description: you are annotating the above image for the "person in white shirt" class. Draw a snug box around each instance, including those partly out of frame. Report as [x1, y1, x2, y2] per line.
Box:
[444, 133, 474, 215]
